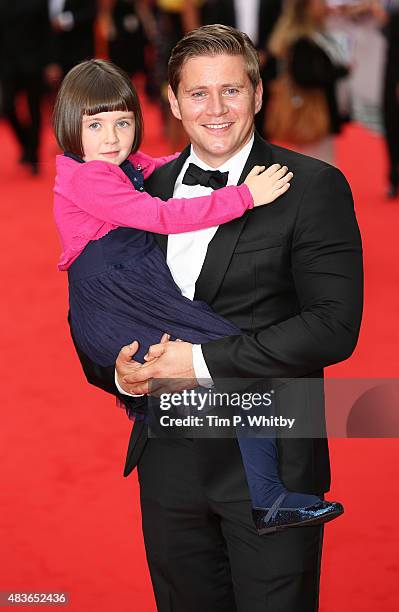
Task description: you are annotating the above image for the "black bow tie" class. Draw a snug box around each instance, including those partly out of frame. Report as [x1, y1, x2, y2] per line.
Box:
[182, 163, 229, 190]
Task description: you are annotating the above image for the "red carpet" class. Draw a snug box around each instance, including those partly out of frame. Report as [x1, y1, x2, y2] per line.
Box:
[1, 94, 398, 610]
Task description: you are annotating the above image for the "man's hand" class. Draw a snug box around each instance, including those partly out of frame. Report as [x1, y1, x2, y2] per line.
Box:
[116, 334, 198, 395]
[116, 333, 169, 394]
[117, 338, 198, 395]
[115, 340, 143, 394]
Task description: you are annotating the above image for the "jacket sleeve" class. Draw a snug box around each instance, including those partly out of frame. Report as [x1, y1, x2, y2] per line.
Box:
[69, 161, 254, 234]
[202, 165, 363, 381]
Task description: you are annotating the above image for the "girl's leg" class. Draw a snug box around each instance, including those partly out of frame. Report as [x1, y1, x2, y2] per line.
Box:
[237, 436, 319, 510]
[237, 435, 344, 535]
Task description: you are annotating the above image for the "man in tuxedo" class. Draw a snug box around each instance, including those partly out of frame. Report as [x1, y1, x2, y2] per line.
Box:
[72, 25, 363, 612]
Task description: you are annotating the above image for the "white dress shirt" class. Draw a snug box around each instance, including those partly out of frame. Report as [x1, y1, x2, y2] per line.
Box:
[116, 135, 255, 395]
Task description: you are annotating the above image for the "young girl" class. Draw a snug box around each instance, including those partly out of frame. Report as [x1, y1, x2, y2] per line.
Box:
[53, 59, 343, 535]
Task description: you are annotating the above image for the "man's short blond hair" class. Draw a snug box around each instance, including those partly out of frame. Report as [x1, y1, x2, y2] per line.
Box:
[168, 24, 261, 95]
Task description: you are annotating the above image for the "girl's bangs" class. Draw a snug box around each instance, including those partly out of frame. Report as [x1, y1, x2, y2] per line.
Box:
[83, 99, 131, 116]
[82, 80, 134, 116]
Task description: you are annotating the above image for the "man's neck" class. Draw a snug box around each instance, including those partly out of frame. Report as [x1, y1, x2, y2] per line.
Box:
[190, 133, 255, 172]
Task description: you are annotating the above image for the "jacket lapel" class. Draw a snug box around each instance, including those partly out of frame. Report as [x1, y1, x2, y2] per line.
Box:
[144, 134, 274, 304]
[194, 134, 274, 304]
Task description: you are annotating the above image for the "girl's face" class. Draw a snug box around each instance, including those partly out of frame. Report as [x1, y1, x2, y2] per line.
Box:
[81, 110, 135, 165]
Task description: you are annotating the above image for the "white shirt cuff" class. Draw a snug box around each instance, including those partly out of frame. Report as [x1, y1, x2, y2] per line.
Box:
[192, 345, 214, 388]
[114, 369, 144, 397]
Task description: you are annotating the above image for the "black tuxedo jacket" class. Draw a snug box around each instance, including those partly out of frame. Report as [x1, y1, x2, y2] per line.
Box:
[71, 134, 363, 494]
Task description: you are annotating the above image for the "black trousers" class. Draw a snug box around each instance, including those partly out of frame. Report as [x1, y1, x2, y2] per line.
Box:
[137, 437, 324, 612]
[383, 95, 399, 189]
[2, 73, 42, 163]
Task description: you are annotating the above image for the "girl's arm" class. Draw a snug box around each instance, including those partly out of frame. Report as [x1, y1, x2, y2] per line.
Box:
[128, 150, 180, 178]
[69, 160, 255, 235]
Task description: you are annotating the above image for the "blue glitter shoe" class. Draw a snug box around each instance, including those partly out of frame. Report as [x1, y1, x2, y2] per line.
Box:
[252, 493, 344, 535]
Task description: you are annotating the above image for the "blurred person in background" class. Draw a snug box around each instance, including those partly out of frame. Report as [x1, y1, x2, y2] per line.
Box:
[202, 0, 282, 137]
[341, 0, 399, 197]
[100, 1, 156, 79]
[46, 0, 97, 85]
[268, 0, 350, 164]
[382, 5, 399, 198]
[154, 0, 202, 147]
[0, 0, 50, 174]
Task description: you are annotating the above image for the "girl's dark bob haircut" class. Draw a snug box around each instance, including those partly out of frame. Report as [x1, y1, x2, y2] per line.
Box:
[53, 59, 143, 157]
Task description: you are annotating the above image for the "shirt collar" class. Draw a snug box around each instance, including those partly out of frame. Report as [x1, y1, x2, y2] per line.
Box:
[188, 134, 255, 186]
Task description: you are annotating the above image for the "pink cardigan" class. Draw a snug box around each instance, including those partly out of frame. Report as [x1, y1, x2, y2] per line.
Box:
[54, 150, 253, 270]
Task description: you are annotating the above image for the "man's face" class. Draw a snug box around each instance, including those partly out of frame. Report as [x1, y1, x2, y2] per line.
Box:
[168, 54, 262, 168]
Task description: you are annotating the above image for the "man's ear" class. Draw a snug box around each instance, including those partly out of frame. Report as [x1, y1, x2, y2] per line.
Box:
[167, 85, 182, 121]
[254, 80, 263, 115]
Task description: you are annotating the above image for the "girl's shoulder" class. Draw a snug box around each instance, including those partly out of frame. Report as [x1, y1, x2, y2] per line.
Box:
[128, 150, 156, 178]
[55, 154, 84, 187]
[128, 150, 180, 178]
[55, 155, 130, 197]
[57, 154, 127, 179]
[56, 153, 78, 173]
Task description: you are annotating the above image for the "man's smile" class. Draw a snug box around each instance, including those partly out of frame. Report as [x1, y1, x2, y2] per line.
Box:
[203, 122, 233, 130]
